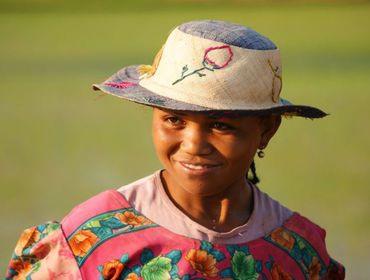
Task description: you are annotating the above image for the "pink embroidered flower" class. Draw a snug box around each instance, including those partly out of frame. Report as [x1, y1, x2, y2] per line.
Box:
[203, 45, 233, 70]
[172, 45, 234, 85]
[104, 81, 137, 89]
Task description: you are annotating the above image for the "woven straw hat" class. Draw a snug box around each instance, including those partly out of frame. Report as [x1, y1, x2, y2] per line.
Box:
[93, 20, 327, 118]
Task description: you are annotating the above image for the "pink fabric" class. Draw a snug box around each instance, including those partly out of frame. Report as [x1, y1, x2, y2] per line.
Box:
[6, 224, 82, 280]
[6, 185, 345, 279]
[62, 190, 129, 237]
[117, 169, 293, 243]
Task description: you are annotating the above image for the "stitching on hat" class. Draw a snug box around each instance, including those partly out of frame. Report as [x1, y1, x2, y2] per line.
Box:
[172, 45, 234, 85]
[138, 45, 164, 79]
[104, 81, 138, 89]
[267, 59, 282, 103]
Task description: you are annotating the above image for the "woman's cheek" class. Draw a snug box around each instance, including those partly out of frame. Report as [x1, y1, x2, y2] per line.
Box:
[154, 126, 179, 157]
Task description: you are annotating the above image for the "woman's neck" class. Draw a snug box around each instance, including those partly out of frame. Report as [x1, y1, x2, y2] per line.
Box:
[160, 170, 253, 232]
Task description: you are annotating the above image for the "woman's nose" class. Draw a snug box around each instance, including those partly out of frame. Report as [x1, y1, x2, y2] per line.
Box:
[180, 125, 213, 156]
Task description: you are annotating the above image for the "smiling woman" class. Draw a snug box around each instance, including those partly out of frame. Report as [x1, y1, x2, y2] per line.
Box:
[152, 108, 281, 231]
[6, 20, 344, 279]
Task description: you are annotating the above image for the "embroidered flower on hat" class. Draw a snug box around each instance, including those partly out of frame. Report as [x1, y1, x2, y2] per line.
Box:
[104, 81, 137, 89]
[203, 45, 233, 70]
[172, 45, 233, 85]
[138, 45, 164, 79]
[267, 59, 282, 103]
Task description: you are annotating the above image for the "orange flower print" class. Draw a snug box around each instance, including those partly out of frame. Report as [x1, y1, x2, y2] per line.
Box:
[69, 229, 99, 257]
[8, 259, 33, 280]
[115, 211, 151, 227]
[309, 256, 321, 280]
[271, 263, 292, 280]
[101, 259, 125, 280]
[270, 228, 295, 250]
[14, 226, 40, 256]
[186, 249, 218, 278]
[126, 272, 139, 280]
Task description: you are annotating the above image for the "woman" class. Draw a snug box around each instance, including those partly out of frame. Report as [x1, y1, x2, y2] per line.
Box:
[6, 20, 345, 279]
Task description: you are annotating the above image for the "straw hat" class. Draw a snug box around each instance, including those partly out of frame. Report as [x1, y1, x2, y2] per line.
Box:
[93, 20, 327, 118]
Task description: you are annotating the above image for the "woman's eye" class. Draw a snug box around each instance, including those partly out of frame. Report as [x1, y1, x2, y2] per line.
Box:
[212, 122, 233, 131]
[166, 116, 183, 125]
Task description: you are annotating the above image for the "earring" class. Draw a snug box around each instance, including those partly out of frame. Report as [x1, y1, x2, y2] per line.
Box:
[257, 149, 265, 158]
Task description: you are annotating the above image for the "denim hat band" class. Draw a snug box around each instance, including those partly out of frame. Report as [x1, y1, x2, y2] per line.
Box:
[93, 20, 327, 118]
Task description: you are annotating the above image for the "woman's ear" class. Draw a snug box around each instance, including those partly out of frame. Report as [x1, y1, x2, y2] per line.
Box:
[259, 115, 281, 149]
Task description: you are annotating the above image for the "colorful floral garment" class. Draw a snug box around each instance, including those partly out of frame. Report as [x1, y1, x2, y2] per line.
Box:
[6, 190, 345, 279]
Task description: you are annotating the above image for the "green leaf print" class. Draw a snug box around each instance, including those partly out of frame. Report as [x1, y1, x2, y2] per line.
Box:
[44, 222, 60, 234]
[231, 251, 259, 280]
[84, 219, 101, 228]
[141, 256, 172, 280]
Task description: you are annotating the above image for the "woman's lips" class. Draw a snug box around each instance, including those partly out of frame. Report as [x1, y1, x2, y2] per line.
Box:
[177, 161, 222, 175]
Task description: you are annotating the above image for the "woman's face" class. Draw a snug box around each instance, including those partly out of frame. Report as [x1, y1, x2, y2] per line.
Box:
[152, 108, 280, 197]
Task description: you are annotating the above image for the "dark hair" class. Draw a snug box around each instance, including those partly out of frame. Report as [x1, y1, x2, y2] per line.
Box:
[247, 160, 260, 185]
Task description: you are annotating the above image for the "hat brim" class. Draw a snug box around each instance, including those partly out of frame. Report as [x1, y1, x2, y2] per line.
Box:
[92, 65, 328, 119]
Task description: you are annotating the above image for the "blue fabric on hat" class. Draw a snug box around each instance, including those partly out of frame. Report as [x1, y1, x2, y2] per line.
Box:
[178, 20, 277, 50]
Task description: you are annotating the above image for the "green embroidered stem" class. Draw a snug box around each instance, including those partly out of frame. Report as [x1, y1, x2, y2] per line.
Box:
[172, 66, 207, 85]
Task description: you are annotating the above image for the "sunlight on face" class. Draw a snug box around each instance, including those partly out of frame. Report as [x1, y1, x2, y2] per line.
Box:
[152, 108, 280, 196]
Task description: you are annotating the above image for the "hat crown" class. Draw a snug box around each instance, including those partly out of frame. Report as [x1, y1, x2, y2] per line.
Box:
[139, 20, 283, 110]
[178, 20, 277, 51]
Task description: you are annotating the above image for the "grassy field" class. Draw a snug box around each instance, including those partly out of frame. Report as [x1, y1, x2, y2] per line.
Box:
[0, 1, 369, 278]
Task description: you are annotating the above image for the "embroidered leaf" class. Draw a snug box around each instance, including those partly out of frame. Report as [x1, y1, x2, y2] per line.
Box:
[295, 235, 317, 257]
[84, 220, 101, 228]
[231, 251, 259, 280]
[240, 246, 250, 255]
[181, 275, 191, 280]
[227, 245, 238, 256]
[89, 226, 112, 239]
[200, 241, 213, 252]
[97, 265, 103, 272]
[166, 250, 182, 264]
[197, 72, 206, 77]
[120, 253, 129, 264]
[37, 224, 46, 232]
[226, 245, 250, 256]
[44, 222, 60, 235]
[140, 248, 155, 264]
[141, 256, 172, 280]
[100, 217, 124, 229]
[169, 264, 179, 278]
[182, 65, 188, 73]
[291, 246, 302, 260]
[296, 237, 306, 250]
[256, 260, 263, 273]
[220, 267, 234, 278]
[265, 260, 272, 270]
[210, 249, 225, 262]
[302, 250, 312, 267]
[31, 261, 41, 273]
[132, 264, 142, 275]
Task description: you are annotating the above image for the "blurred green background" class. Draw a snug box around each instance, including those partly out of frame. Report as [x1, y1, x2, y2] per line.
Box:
[1, 0, 369, 278]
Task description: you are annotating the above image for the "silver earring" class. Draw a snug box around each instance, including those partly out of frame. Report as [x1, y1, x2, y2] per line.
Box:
[257, 149, 265, 158]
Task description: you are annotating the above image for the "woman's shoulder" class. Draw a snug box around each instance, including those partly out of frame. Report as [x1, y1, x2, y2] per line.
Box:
[61, 189, 130, 237]
[6, 184, 152, 279]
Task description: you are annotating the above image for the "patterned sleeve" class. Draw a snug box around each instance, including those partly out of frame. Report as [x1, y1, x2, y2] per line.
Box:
[323, 257, 345, 280]
[5, 222, 82, 280]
